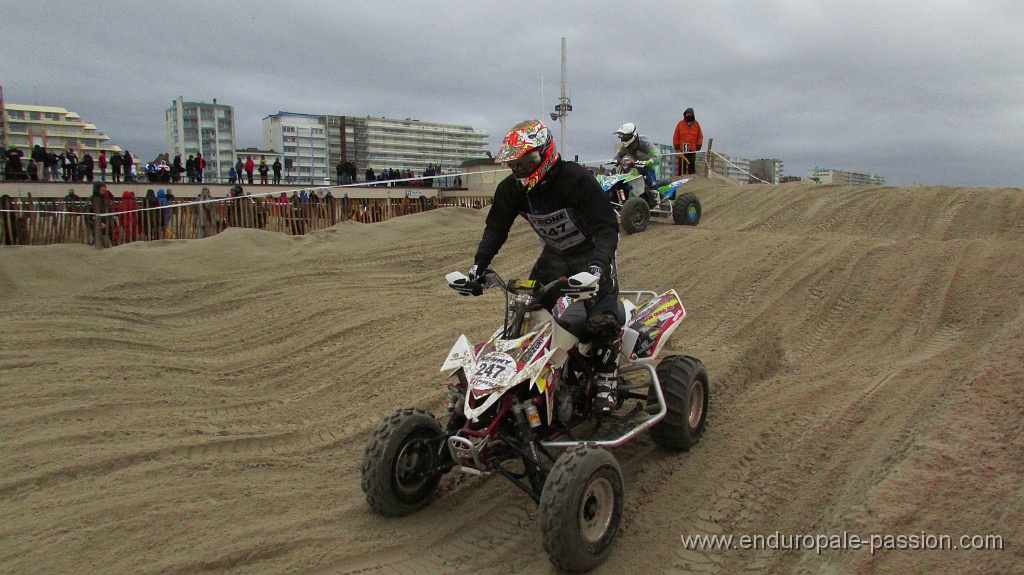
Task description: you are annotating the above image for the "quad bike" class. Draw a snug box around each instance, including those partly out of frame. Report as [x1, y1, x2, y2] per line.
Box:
[361, 268, 709, 571]
[595, 156, 703, 234]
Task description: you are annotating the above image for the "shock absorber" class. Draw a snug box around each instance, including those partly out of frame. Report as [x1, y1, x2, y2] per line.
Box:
[512, 399, 544, 490]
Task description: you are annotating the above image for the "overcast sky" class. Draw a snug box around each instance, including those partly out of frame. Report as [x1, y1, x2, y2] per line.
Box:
[4, 1, 1021, 187]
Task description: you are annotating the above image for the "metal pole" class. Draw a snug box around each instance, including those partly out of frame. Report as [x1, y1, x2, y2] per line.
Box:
[559, 37, 567, 154]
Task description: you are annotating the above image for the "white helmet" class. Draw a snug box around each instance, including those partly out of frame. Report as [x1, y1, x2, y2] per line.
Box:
[614, 123, 637, 147]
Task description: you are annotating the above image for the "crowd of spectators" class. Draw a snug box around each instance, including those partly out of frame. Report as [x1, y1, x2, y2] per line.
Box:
[6, 146, 466, 190]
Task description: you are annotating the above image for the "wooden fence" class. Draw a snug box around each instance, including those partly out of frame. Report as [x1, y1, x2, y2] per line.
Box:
[0, 194, 493, 247]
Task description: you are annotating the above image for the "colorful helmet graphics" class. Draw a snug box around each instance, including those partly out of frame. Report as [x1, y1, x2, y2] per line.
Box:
[495, 120, 560, 190]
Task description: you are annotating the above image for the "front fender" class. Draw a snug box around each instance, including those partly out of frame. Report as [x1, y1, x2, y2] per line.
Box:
[441, 334, 476, 376]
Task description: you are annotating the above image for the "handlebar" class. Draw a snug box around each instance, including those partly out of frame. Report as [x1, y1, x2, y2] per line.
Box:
[446, 269, 598, 304]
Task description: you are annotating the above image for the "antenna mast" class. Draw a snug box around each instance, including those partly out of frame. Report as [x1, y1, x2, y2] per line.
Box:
[549, 38, 571, 155]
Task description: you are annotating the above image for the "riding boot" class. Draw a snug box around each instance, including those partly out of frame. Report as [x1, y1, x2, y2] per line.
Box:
[592, 340, 621, 415]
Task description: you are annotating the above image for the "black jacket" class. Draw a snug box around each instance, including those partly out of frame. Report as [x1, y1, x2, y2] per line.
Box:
[475, 159, 618, 270]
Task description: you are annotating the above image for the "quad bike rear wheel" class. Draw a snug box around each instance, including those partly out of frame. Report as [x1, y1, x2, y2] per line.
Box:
[647, 355, 709, 451]
[673, 192, 702, 226]
[620, 196, 650, 235]
[361, 407, 445, 516]
[539, 444, 623, 571]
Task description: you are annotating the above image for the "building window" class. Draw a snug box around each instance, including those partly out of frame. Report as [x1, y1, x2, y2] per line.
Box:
[7, 123, 26, 132]
[29, 112, 41, 121]
[283, 126, 296, 133]
[7, 110, 25, 120]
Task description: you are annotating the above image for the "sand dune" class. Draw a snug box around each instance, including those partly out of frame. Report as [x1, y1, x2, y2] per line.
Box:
[1, 178, 1022, 574]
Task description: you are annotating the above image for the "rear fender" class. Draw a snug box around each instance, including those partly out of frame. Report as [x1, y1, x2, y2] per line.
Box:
[626, 290, 686, 361]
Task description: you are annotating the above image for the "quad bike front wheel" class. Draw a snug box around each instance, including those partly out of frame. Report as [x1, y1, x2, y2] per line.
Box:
[673, 192, 702, 226]
[539, 444, 623, 571]
[361, 407, 445, 516]
[647, 355, 709, 451]
[620, 196, 650, 235]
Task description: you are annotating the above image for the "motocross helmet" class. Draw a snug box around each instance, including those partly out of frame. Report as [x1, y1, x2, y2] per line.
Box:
[495, 119, 560, 191]
[614, 123, 638, 148]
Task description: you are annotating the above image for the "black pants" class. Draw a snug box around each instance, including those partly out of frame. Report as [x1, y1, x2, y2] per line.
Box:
[679, 153, 697, 175]
[529, 247, 624, 345]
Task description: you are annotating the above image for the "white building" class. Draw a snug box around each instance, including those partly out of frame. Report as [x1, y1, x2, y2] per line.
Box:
[710, 153, 751, 182]
[166, 96, 236, 183]
[807, 168, 885, 186]
[263, 112, 330, 184]
[1, 102, 120, 160]
[265, 112, 489, 184]
[354, 116, 488, 176]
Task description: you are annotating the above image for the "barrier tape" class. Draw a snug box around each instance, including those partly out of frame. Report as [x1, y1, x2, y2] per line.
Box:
[0, 170, 483, 217]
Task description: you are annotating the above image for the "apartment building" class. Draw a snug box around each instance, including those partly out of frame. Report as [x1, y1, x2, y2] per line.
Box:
[166, 97, 236, 183]
[1, 100, 121, 161]
[262, 112, 330, 184]
[807, 168, 885, 186]
[266, 112, 489, 184]
[748, 159, 785, 185]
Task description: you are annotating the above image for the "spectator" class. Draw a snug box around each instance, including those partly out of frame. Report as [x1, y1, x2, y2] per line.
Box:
[32, 145, 48, 181]
[142, 189, 160, 240]
[87, 182, 113, 248]
[47, 151, 59, 181]
[171, 154, 183, 183]
[98, 151, 107, 182]
[272, 158, 282, 185]
[82, 152, 94, 182]
[65, 149, 79, 182]
[365, 166, 374, 184]
[672, 107, 703, 176]
[195, 153, 205, 183]
[228, 167, 238, 184]
[243, 155, 254, 185]
[235, 158, 244, 183]
[336, 161, 344, 185]
[123, 150, 134, 182]
[27, 160, 38, 181]
[110, 151, 123, 183]
[117, 190, 141, 244]
[197, 186, 218, 238]
[186, 155, 196, 183]
[156, 189, 171, 236]
[5, 146, 25, 181]
[258, 156, 269, 184]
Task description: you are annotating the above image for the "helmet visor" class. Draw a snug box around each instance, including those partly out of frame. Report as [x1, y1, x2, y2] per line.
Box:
[506, 150, 542, 178]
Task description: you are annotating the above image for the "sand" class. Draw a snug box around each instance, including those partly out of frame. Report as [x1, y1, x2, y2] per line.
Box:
[1, 178, 1022, 574]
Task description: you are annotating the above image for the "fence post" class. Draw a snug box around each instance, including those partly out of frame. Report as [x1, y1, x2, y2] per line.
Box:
[91, 194, 103, 249]
[704, 138, 713, 178]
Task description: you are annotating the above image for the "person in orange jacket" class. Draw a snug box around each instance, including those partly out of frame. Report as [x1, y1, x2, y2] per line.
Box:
[672, 108, 703, 176]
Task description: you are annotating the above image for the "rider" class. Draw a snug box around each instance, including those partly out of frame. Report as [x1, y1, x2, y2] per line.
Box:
[469, 119, 625, 414]
[613, 123, 661, 192]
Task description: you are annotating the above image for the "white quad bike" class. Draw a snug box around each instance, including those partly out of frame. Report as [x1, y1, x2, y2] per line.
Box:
[595, 156, 702, 234]
[360, 268, 709, 571]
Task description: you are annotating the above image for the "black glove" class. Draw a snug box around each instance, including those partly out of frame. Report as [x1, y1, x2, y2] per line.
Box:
[695, 144, 702, 151]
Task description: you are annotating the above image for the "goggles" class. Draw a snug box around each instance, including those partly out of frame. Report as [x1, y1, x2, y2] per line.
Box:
[507, 150, 541, 176]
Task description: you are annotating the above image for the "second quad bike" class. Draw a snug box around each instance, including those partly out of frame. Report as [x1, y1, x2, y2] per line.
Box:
[595, 156, 703, 235]
[360, 269, 709, 571]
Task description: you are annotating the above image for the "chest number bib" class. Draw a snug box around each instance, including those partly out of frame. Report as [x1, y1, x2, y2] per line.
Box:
[527, 209, 585, 251]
